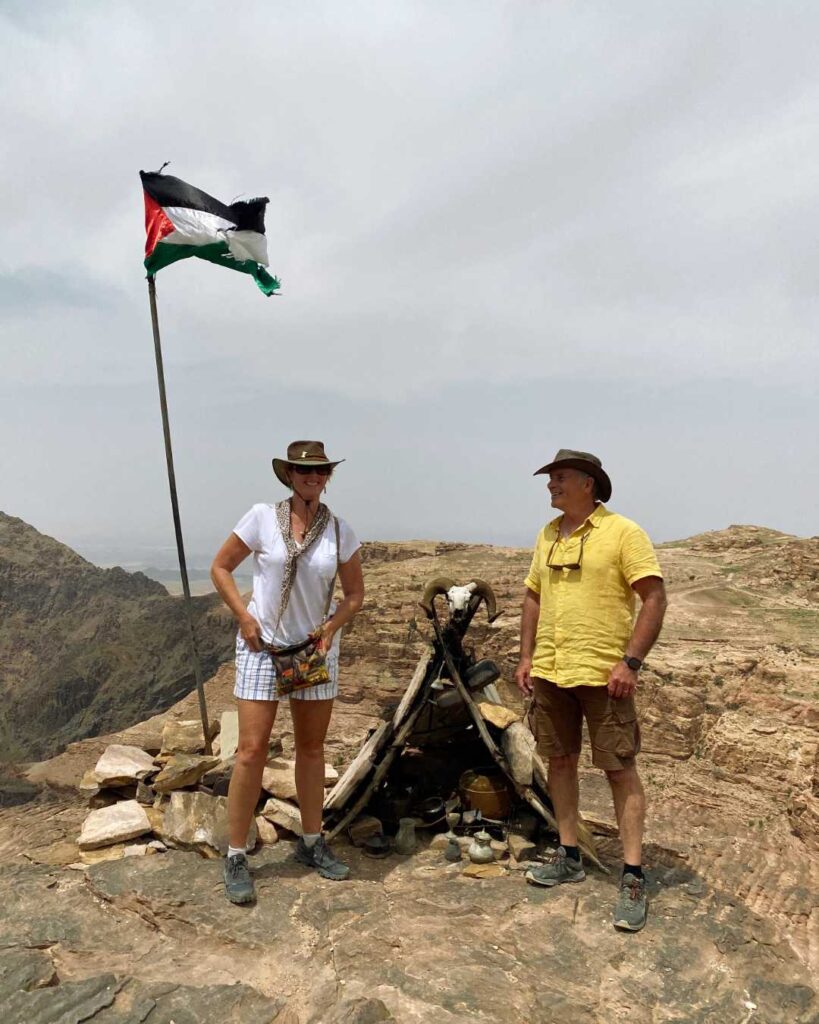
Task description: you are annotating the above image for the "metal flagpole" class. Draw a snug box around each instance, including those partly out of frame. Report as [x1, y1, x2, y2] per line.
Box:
[146, 274, 213, 755]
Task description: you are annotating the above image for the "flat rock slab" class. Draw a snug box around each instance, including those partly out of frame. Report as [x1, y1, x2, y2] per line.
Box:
[0, 945, 57, 992]
[87, 848, 308, 949]
[162, 789, 257, 855]
[78, 768, 101, 798]
[153, 753, 220, 793]
[323, 997, 395, 1024]
[79, 841, 158, 865]
[0, 847, 816, 1024]
[262, 759, 339, 803]
[261, 796, 303, 835]
[478, 702, 519, 730]
[77, 799, 152, 850]
[160, 718, 218, 756]
[220, 710, 240, 760]
[507, 834, 536, 861]
[501, 721, 535, 785]
[0, 863, 153, 953]
[262, 760, 299, 802]
[462, 861, 506, 879]
[256, 815, 279, 846]
[93, 744, 156, 787]
[0, 946, 284, 1024]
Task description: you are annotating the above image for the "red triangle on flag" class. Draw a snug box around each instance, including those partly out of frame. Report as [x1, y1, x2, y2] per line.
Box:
[143, 192, 176, 257]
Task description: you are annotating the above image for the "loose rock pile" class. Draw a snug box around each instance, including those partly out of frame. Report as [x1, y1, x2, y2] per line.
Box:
[74, 711, 338, 863]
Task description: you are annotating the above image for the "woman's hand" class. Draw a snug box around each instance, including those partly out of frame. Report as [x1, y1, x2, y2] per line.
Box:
[316, 621, 336, 654]
[239, 613, 263, 652]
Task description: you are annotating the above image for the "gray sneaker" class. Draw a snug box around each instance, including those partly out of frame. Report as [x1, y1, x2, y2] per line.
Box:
[613, 872, 647, 931]
[294, 836, 350, 881]
[223, 853, 255, 905]
[525, 846, 586, 888]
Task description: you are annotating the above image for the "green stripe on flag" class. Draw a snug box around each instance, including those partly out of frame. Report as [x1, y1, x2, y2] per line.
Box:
[145, 241, 281, 296]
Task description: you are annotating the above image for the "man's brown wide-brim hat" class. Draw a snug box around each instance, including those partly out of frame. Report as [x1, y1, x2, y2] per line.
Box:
[533, 448, 612, 502]
[272, 440, 345, 488]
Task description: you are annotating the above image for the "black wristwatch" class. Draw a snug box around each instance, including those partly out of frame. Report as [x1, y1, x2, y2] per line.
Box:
[623, 655, 642, 671]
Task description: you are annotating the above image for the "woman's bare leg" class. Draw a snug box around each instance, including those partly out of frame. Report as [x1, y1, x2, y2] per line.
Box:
[290, 698, 334, 834]
[227, 698, 278, 848]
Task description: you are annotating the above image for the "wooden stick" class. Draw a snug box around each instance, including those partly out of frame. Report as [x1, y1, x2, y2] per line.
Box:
[147, 275, 212, 755]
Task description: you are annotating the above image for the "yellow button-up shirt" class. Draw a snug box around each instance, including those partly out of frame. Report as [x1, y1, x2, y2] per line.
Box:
[524, 504, 662, 688]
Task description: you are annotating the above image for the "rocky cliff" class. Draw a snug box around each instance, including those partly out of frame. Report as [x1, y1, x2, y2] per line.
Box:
[0, 512, 235, 762]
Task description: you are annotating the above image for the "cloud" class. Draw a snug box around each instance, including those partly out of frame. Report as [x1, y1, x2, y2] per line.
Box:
[1, 1, 817, 555]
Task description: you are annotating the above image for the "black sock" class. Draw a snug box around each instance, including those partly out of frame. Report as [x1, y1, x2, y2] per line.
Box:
[623, 863, 643, 879]
[561, 845, 580, 862]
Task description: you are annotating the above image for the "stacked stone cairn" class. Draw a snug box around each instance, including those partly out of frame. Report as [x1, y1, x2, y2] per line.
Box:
[74, 711, 338, 864]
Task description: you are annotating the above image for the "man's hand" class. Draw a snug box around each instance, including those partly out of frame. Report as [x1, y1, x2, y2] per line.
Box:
[239, 613, 262, 652]
[607, 659, 638, 699]
[514, 658, 534, 696]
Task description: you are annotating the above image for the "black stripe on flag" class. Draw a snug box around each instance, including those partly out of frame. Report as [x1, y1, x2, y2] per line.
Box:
[140, 171, 269, 234]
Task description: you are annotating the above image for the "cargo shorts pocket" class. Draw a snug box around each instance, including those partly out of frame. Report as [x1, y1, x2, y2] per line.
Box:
[530, 680, 583, 758]
[590, 696, 641, 759]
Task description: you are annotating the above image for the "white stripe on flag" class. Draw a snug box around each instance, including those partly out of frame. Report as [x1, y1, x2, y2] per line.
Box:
[163, 206, 234, 246]
[227, 230, 269, 265]
[161, 207, 269, 265]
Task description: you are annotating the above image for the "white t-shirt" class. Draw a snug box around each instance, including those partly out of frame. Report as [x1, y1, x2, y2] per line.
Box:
[233, 503, 360, 647]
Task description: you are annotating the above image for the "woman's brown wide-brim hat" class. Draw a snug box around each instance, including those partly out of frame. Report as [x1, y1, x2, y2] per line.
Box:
[272, 440, 345, 488]
[533, 448, 612, 502]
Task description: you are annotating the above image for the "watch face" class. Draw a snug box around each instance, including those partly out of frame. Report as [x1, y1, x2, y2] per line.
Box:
[625, 656, 641, 670]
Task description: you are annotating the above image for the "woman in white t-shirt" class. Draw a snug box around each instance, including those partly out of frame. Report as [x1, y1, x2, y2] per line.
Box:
[211, 441, 364, 901]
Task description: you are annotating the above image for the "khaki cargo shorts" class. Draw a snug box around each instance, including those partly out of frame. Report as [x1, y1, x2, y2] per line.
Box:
[531, 677, 641, 771]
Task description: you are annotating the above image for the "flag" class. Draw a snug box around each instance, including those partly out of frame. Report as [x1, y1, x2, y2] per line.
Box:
[139, 169, 280, 295]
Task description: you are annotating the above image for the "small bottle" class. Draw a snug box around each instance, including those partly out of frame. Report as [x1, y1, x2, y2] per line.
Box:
[394, 817, 418, 855]
[444, 836, 462, 862]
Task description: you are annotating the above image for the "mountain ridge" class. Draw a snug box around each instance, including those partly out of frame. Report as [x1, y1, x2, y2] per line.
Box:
[0, 511, 235, 762]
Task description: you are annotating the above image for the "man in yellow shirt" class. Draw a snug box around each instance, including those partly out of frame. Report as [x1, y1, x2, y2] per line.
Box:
[514, 449, 667, 932]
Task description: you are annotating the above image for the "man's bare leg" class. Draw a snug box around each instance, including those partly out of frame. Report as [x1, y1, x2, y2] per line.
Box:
[526, 752, 584, 886]
[548, 753, 581, 847]
[606, 764, 645, 865]
[607, 763, 649, 930]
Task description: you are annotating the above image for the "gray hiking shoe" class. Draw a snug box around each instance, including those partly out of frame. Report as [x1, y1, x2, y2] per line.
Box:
[294, 836, 350, 881]
[223, 853, 255, 905]
[525, 846, 586, 888]
[613, 872, 647, 931]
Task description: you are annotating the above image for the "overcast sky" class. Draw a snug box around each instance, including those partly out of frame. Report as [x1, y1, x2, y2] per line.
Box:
[2, 1, 817, 567]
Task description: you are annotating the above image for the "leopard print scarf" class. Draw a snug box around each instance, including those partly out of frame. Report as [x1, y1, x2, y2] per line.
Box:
[274, 498, 331, 626]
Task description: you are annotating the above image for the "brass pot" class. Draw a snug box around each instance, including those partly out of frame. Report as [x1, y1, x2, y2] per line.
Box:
[458, 769, 511, 820]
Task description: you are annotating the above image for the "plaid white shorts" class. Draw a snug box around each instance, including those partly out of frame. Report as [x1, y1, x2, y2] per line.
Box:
[234, 635, 339, 702]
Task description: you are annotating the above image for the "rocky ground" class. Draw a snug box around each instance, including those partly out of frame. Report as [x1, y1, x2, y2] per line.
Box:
[1, 525, 817, 1023]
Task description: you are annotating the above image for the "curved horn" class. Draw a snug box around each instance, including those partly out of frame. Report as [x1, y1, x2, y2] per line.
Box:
[470, 578, 502, 623]
[419, 576, 457, 619]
